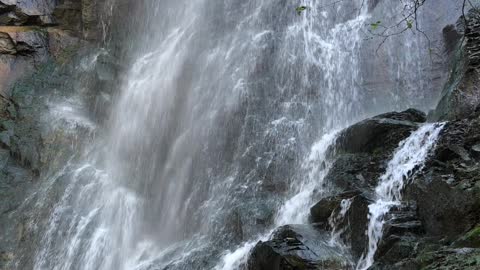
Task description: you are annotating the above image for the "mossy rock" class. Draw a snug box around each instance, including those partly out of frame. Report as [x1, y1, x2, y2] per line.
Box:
[453, 226, 480, 248]
[417, 248, 480, 270]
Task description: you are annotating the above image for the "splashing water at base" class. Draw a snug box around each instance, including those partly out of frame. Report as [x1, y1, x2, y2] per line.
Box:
[356, 123, 445, 270]
[215, 130, 339, 270]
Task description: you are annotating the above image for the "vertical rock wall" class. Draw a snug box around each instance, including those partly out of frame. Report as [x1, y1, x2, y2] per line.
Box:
[0, 0, 103, 93]
[432, 8, 480, 121]
[0, 1, 112, 269]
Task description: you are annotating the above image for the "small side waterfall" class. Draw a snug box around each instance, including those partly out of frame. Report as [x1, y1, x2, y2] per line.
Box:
[356, 123, 445, 270]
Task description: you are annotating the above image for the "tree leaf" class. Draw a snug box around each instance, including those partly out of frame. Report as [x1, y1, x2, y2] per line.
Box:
[370, 20, 381, 31]
[296, 6, 307, 15]
[407, 20, 413, 29]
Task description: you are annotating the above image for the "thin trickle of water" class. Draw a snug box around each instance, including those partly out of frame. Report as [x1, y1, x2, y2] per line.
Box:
[356, 123, 445, 270]
[328, 198, 353, 246]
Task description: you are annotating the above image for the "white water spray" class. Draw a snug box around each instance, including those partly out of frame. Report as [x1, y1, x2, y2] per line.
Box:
[215, 0, 372, 267]
[215, 130, 338, 270]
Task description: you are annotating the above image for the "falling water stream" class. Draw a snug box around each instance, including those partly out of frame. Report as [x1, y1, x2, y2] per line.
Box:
[356, 123, 445, 270]
[21, 0, 460, 269]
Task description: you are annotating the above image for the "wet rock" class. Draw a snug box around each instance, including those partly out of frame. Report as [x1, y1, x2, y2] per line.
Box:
[453, 226, 480, 248]
[0, 0, 56, 26]
[0, 32, 15, 54]
[432, 9, 480, 121]
[471, 144, 480, 157]
[310, 190, 361, 225]
[0, 27, 49, 60]
[0, 26, 48, 91]
[81, 0, 99, 40]
[12, 29, 48, 57]
[0, 54, 102, 269]
[336, 196, 370, 260]
[369, 259, 420, 270]
[405, 163, 480, 239]
[223, 210, 244, 244]
[324, 109, 425, 196]
[373, 203, 425, 265]
[0, 94, 35, 270]
[309, 191, 370, 260]
[47, 28, 83, 61]
[443, 24, 462, 54]
[0, 54, 29, 93]
[0, 10, 29, 26]
[335, 109, 425, 155]
[53, 2, 82, 34]
[13, 0, 56, 16]
[322, 107, 480, 267]
[52, 0, 101, 39]
[306, 109, 430, 263]
[404, 119, 480, 239]
[324, 153, 385, 193]
[247, 225, 350, 270]
[0, 0, 15, 10]
[374, 235, 420, 267]
[416, 248, 480, 270]
[0, 1, 124, 268]
[382, 203, 423, 237]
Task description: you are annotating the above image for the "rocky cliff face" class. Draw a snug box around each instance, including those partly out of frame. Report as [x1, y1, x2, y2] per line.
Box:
[432, 8, 480, 121]
[0, 1, 126, 269]
[0, 0, 107, 93]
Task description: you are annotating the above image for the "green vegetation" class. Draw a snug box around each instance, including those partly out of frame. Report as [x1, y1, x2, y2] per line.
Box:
[295, 6, 307, 15]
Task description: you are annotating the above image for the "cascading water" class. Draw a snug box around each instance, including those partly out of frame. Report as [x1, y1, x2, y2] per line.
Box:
[21, 0, 456, 269]
[215, 130, 339, 270]
[356, 123, 445, 270]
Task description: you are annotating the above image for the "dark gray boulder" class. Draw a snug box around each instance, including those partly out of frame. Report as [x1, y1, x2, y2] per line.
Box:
[372, 203, 424, 266]
[334, 108, 425, 155]
[310, 191, 370, 260]
[324, 109, 426, 195]
[247, 225, 351, 270]
[310, 190, 362, 225]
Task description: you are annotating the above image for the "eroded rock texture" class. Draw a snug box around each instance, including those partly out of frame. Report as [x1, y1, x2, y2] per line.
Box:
[0, 0, 105, 93]
[432, 8, 480, 121]
[0, 1, 126, 269]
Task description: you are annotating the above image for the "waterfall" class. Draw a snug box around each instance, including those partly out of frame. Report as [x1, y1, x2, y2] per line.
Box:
[215, 130, 339, 270]
[356, 123, 445, 270]
[23, 0, 450, 269]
